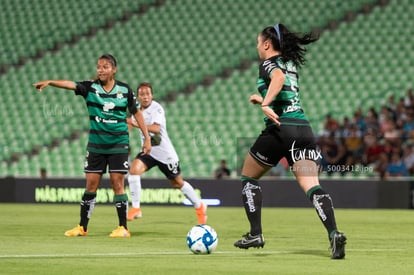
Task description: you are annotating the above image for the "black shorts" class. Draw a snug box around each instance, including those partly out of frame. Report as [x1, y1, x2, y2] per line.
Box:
[249, 124, 321, 167]
[84, 151, 129, 174]
[135, 152, 181, 179]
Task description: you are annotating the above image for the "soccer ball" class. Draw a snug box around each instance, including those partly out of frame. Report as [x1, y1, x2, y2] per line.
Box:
[186, 225, 218, 254]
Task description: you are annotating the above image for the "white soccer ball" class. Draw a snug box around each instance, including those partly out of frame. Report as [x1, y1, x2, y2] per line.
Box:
[186, 225, 218, 254]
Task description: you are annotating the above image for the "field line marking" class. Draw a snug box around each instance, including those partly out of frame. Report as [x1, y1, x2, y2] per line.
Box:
[0, 248, 406, 259]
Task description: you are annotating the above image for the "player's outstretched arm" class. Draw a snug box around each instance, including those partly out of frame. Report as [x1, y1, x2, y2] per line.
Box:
[33, 80, 76, 91]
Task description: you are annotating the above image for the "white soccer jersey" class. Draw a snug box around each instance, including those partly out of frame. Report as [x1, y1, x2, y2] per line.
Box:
[136, 100, 179, 164]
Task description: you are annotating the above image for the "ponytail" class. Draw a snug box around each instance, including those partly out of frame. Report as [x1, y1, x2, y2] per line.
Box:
[261, 24, 319, 68]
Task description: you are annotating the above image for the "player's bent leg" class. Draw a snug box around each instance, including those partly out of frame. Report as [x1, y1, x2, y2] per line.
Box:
[171, 175, 207, 224]
[127, 174, 143, 220]
[293, 159, 347, 259]
[128, 159, 147, 221]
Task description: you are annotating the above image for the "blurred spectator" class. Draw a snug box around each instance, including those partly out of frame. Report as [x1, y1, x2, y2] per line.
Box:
[352, 108, 366, 133]
[338, 116, 352, 137]
[344, 125, 363, 165]
[375, 152, 389, 180]
[402, 144, 414, 175]
[362, 128, 384, 165]
[214, 159, 231, 179]
[402, 114, 414, 140]
[380, 116, 396, 137]
[386, 94, 396, 112]
[385, 152, 408, 178]
[395, 97, 407, 122]
[40, 168, 47, 179]
[318, 89, 414, 179]
[404, 88, 414, 108]
[383, 119, 402, 148]
[379, 105, 395, 128]
[320, 132, 348, 175]
[323, 113, 339, 133]
[364, 107, 380, 133]
[268, 157, 288, 178]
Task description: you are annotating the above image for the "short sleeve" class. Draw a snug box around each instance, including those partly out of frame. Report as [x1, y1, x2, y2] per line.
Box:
[127, 87, 138, 114]
[74, 81, 92, 98]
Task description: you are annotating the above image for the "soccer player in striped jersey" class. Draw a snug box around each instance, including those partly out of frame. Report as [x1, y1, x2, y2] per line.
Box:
[33, 54, 151, 238]
[233, 24, 346, 259]
[127, 82, 207, 224]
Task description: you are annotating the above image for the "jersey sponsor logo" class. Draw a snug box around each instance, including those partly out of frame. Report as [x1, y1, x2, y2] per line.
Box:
[289, 140, 322, 163]
[312, 194, 331, 221]
[94, 117, 118, 124]
[255, 152, 268, 161]
[103, 102, 115, 112]
[283, 105, 301, 113]
[242, 182, 261, 213]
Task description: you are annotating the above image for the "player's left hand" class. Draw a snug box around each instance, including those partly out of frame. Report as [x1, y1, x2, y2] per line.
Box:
[261, 106, 281, 126]
[249, 94, 263, 105]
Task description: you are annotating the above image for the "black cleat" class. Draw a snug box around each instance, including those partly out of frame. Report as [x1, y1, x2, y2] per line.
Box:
[234, 233, 265, 249]
[330, 232, 347, 259]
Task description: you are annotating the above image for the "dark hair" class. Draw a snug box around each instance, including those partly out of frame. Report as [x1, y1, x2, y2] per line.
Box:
[137, 82, 153, 94]
[260, 24, 319, 68]
[99, 53, 117, 67]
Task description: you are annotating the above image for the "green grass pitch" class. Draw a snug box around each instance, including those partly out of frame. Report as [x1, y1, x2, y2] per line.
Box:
[1, 203, 413, 274]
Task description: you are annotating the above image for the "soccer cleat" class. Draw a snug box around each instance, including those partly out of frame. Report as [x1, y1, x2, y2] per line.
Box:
[109, 226, 131, 238]
[127, 207, 142, 221]
[234, 233, 265, 249]
[330, 231, 347, 259]
[195, 202, 208, 224]
[64, 225, 87, 237]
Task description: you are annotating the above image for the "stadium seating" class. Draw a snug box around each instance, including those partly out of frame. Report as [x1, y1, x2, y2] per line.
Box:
[1, 0, 413, 178]
[0, 0, 157, 67]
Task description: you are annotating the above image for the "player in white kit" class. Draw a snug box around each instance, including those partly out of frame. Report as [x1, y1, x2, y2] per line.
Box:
[127, 82, 207, 224]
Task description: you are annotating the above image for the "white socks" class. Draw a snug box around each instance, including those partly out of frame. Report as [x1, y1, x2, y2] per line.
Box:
[181, 181, 201, 208]
[128, 176, 201, 209]
[128, 174, 141, 209]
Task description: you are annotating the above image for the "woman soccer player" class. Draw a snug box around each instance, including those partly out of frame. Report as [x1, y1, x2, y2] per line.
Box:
[127, 82, 207, 224]
[233, 24, 347, 259]
[33, 54, 151, 238]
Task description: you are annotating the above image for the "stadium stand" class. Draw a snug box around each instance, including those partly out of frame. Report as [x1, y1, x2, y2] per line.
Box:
[1, 0, 413, 178]
[0, 0, 157, 69]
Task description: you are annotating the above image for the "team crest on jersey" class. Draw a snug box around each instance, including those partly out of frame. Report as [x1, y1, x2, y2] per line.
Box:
[116, 91, 124, 99]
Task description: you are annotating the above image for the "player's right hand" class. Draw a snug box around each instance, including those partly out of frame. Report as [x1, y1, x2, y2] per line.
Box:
[141, 139, 151, 155]
[33, 81, 49, 91]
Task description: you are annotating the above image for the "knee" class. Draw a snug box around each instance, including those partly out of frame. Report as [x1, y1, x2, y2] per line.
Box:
[110, 174, 125, 192]
[169, 178, 183, 189]
[129, 160, 146, 175]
